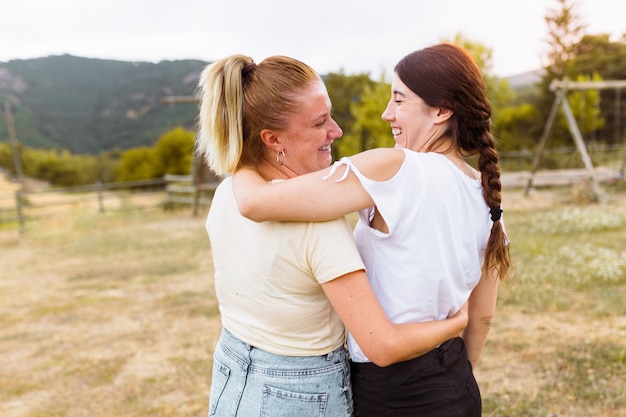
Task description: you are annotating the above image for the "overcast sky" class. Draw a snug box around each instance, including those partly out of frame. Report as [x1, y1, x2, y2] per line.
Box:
[1, 0, 624, 78]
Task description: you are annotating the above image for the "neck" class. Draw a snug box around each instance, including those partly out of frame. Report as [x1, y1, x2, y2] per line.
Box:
[424, 135, 454, 154]
[257, 156, 298, 181]
[426, 138, 479, 179]
[444, 150, 480, 179]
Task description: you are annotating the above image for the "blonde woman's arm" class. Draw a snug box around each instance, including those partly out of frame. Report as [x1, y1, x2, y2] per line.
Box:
[232, 148, 404, 222]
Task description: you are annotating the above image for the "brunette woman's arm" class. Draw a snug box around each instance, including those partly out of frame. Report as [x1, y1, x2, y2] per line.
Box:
[462, 268, 499, 368]
[322, 269, 467, 367]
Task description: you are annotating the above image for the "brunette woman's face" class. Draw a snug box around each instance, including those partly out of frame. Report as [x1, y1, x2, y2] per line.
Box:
[381, 73, 441, 152]
[279, 79, 342, 175]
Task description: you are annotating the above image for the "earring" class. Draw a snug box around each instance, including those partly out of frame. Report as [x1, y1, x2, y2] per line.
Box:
[276, 149, 285, 165]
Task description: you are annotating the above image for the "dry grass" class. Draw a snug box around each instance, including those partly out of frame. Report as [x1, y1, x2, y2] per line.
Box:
[0, 185, 219, 416]
[0, 174, 625, 416]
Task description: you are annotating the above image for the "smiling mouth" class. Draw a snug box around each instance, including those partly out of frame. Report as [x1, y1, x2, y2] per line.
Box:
[392, 128, 402, 138]
[319, 145, 331, 151]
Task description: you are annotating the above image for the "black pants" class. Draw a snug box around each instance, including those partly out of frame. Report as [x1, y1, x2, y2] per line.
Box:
[350, 337, 481, 417]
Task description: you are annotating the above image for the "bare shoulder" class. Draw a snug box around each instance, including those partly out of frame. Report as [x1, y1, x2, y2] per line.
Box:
[349, 148, 406, 182]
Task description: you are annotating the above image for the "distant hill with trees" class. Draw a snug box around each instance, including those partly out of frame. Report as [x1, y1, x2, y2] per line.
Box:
[2, 3, 625, 189]
[0, 54, 206, 154]
[0, 53, 554, 160]
[1, 54, 549, 158]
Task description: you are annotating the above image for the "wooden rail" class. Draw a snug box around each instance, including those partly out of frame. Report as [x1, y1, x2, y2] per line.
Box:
[0, 175, 223, 233]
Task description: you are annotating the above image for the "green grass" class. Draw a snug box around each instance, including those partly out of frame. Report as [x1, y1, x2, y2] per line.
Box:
[478, 188, 626, 417]
[0, 189, 625, 416]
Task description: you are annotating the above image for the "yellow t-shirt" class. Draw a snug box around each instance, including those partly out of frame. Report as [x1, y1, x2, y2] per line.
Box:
[206, 177, 365, 356]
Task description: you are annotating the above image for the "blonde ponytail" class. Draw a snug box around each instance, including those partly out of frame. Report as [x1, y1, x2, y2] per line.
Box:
[196, 55, 251, 176]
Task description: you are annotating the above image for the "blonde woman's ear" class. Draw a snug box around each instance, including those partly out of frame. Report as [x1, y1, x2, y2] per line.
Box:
[259, 129, 283, 152]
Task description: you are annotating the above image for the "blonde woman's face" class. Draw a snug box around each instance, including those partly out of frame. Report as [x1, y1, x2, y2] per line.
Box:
[279, 79, 342, 175]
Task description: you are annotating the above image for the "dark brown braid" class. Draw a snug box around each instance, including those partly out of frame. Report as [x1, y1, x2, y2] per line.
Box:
[395, 43, 512, 281]
[476, 132, 511, 280]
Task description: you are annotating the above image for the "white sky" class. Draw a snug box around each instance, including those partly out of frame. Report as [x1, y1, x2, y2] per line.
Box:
[1, 0, 624, 78]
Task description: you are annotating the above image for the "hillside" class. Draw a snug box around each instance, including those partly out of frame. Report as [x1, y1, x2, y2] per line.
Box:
[505, 68, 544, 89]
[0, 55, 207, 154]
[0, 55, 542, 155]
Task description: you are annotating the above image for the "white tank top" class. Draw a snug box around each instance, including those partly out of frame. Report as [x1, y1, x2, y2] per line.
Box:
[334, 149, 495, 362]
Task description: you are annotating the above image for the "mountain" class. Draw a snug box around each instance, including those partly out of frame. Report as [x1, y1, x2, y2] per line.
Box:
[0, 55, 207, 154]
[505, 68, 545, 89]
[0, 55, 545, 155]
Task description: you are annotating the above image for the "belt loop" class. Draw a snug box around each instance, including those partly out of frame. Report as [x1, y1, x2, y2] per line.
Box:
[436, 344, 444, 365]
[437, 338, 452, 365]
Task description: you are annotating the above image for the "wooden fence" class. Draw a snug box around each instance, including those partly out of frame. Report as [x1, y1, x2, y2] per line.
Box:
[2, 143, 624, 233]
[162, 174, 220, 215]
[0, 175, 221, 233]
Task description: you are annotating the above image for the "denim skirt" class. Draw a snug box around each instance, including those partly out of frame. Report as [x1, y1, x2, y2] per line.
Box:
[350, 337, 481, 417]
[208, 328, 353, 417]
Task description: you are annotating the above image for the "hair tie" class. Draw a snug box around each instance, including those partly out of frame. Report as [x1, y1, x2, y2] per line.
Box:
[490, 207, 503, 222]
[243, 61, 256, 77]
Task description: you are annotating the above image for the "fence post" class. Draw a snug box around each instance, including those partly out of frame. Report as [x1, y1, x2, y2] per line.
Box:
[96, 181, 105, 213]
[15, 189, 25, 233]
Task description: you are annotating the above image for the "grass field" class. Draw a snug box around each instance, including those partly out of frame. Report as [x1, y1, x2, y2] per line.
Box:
[0, 175, 625, 417]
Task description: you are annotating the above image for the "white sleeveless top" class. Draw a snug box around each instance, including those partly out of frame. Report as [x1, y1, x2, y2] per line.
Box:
[331, 149, 495, 363]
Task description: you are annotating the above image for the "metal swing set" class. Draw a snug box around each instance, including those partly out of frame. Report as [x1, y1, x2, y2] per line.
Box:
[523, 78, 626, 196]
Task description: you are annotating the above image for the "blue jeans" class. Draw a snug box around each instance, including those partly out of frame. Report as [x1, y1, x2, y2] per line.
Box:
[208, 328, 353, 417]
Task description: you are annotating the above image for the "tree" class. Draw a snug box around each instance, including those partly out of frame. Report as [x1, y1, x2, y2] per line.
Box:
[153, 127, 194, 175]
[571, 34, 626, 143]
[337, 76, 392, 157]
[543, 0, 586, 79]
[116, 147, 160, 182]
[116, 127, 194, 182]
[572, 34, 626, 80]
[493, 103, 539, 152]
[19, 148, 99, 187]
[534, 0, 588, 147]
[95, 150, 122, 183]
[565, 73, 606, 142]
[324, 72, 378, 159]
[0, 142, 17, 176]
